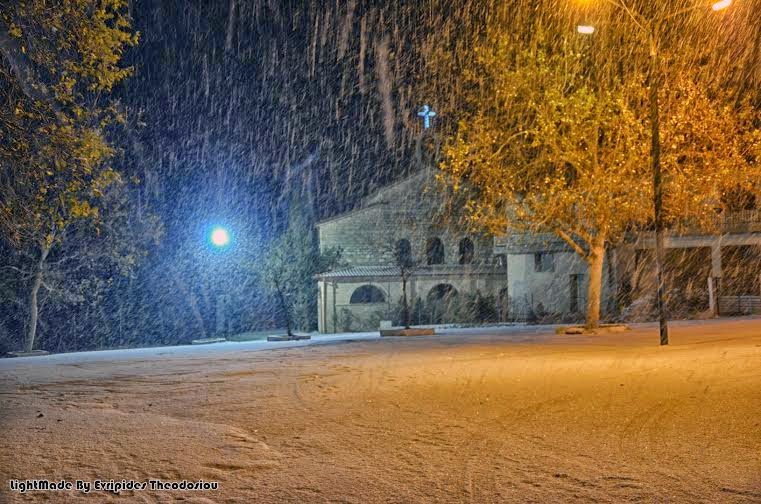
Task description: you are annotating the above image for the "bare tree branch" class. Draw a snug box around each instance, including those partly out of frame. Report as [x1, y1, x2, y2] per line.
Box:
[554, 228, 588, 259]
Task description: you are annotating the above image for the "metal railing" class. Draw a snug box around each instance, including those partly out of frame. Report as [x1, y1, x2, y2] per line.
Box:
[716, 210, 761, 232]
[718, 295, 761, 315]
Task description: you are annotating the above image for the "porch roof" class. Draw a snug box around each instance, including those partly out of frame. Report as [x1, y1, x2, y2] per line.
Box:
[316, 264, 505, 280]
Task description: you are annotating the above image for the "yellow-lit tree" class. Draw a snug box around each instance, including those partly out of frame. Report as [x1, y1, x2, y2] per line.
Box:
[0, 1, 138, 351]
[439, 28, 760, 328]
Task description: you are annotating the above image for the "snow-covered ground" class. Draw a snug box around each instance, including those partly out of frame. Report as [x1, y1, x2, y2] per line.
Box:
[1, 318, 760, 502]
[0, 323, 551, 369]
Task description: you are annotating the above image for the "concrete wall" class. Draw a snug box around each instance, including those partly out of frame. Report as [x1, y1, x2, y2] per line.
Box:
[318, 206, 393, 266]
[506, 251, 613, 318]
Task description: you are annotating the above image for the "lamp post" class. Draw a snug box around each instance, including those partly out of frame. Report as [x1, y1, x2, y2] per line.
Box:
[209, 226, 232, 335]
[577, 0, 731, 346]
[648, 25, 669, 346]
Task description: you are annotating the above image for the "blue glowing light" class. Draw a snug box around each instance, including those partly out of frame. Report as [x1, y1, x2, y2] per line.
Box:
[210, 227, 230, 247]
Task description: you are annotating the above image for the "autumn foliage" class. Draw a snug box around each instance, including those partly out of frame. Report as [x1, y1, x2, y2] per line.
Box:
[437, 5, 760, 327]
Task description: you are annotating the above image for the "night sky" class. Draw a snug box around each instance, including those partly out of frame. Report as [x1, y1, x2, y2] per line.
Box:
[120, 0, 457, 240]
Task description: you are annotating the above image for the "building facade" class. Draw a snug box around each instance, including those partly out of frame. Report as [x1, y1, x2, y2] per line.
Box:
[316, 171, 505, 332]
[317, 172, 761, 332]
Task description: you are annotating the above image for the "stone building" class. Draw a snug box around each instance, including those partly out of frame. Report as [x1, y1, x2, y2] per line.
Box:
[492, 233, 615, 321]
[492, 214, 761, 322]
[315, 171, 506, 332]
[316, 171, 761, 332]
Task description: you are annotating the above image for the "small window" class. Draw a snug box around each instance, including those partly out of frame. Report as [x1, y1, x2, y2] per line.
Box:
[350, 285, 386, 304]
[494, 254, 507, 269]
[426, 237, 445, 265]
[534, 252, 554, 273]
[458, 238, 474, 265]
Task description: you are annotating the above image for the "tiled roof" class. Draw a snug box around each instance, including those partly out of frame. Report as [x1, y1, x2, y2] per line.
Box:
[317, 266, 401, 278]
[316, 264, 504, 279]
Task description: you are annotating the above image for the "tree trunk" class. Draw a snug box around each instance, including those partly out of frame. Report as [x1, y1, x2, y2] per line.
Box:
[25, 268, 42, 352]
[172, 271, 207, 340]
[283, 298, 293, 337]
[25, 244, 51, 353]
[585, 241, 606, 329]
[284, 306, 293, 337]
[401, 275, 410, 329]
[274, 279, 293, 336]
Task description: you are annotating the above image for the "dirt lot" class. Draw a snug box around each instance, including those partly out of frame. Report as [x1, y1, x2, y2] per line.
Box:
[1, 319, 760, 503]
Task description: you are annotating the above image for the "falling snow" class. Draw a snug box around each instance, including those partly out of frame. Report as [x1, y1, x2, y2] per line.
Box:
[0, 1, 760, 501]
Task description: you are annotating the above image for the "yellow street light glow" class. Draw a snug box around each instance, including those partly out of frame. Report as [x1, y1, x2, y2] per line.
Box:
[711, 0, 731, 10]
[577, 25, 595, 34]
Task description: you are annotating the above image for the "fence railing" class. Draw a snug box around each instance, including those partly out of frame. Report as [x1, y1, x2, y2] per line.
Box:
[718, 296, 761, 315]
[715, 210, 761, 232]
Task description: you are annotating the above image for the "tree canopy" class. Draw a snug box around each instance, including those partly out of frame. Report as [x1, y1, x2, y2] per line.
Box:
[1, 0, 138, 247]
[437, 3, 761, 327]
[0, 0, 140, 351]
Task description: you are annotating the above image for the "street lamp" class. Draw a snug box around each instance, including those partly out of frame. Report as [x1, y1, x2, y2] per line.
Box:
[576, 0, 731, 345]
[210, 226, 230, 248]
[711, 0, 732, 11]
[208, 225, 232, 335]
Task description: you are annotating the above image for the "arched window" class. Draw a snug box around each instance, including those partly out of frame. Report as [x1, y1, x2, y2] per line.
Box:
[427, 284, 458, 324]
[427, 284, 458, 302]
[458, 237, 474, 265]
[395, 239, 413, 268]
[425, 237, 445, 265]
[350, 285, 386, 304]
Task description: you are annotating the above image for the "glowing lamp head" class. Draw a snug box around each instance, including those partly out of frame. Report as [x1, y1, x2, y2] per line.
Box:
[712, 0, 731, 10]
[577, 25, 595, 35]
[210, 227, 230, 247]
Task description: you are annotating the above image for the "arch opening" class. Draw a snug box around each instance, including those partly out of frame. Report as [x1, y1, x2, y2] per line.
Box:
[350, 285, 386, 304]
